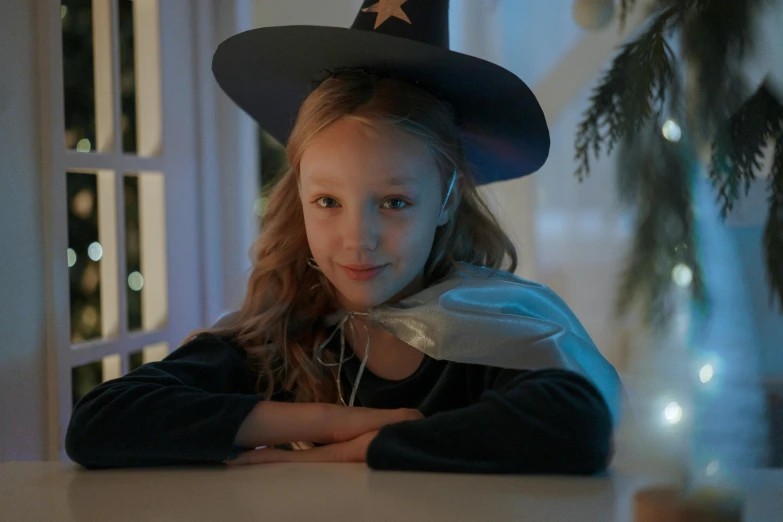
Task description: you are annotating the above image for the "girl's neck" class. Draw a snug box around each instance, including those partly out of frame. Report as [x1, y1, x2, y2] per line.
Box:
[343, 316, 424, 381]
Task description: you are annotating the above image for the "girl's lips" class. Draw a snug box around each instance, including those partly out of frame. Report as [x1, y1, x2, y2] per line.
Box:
[340, 264, 386, 281]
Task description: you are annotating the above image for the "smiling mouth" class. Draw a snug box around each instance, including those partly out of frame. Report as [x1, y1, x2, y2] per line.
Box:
[340, 264, 387, 281]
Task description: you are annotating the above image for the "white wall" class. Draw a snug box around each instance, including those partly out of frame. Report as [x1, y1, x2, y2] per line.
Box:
[206, 0, 262, 321]
[0, 0, 48, 462]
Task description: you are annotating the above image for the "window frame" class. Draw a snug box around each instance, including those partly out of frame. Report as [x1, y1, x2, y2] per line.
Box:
[37, 0, 257, 460]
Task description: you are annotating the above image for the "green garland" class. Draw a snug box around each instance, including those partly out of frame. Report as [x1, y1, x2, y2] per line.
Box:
[576, 0, 783, 324]
[615, 120, 706, 326]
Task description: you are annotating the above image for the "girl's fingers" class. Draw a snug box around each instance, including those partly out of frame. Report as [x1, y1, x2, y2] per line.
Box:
[224, 432, 376, 466]
[225, 448, 294, 466]
[225, 446, 337, 466]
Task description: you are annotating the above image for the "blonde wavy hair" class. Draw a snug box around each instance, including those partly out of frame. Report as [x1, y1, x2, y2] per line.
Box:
[186, 69, 518, 404]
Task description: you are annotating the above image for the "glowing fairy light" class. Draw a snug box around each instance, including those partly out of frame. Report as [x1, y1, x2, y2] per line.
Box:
[699, 364, 714, 384]
[128, 271, 144, 291]
[672, 263, 693, 288]
[662, 120, 682, 142]
[663, 401, 683, 424]
[76, 138, 92, 152]
[87, 242, 103, 261]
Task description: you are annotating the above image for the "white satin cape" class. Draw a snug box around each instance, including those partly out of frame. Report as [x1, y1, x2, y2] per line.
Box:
[320, 262, 624, 423]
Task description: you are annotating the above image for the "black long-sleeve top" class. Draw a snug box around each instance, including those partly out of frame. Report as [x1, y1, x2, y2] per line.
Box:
[65, 332, 613, 474]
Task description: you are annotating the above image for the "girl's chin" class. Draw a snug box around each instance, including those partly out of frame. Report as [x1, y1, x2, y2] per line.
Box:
[335, 289, 392, 311]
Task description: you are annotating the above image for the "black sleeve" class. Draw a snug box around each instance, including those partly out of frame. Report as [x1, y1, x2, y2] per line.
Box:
[366, 369, 613, 475]
[65, 334, 266, 469]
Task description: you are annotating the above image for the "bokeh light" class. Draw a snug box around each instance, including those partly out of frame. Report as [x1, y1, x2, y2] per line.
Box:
[87, 242, 103, 261]
[662, 119, 682, 142]
[663, 401, 683, 424]
[76, 138, 92, 152]
[71, 189, 94, 219]
[80, 305, 98, 331]
[699, 364, 714, 384]
[128, 271, 144, 291]
[672, 263, 693, 288]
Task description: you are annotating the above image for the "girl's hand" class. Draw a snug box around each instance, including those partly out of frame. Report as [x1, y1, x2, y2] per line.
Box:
[224, 430, 380, 466]
[322, 405, 423, 444]
[235, 402, 423, 449]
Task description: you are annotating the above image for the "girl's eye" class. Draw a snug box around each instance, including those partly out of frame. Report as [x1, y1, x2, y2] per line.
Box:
[315, 197, 339, 208]
[314, 197, 409, 210]
[383, 198, 408, 210]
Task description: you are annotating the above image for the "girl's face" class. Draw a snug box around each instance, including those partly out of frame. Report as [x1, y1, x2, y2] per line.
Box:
[299, 116, 449, 312]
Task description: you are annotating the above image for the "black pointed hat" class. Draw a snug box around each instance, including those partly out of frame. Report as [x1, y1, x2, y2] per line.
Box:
[212, 0, 549, 185]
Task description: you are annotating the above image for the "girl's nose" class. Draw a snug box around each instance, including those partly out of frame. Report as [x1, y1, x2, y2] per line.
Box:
[341, 207, 379, 252]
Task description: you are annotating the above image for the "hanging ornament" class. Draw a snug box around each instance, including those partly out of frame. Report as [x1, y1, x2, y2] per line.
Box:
[572, 0, 615, 31]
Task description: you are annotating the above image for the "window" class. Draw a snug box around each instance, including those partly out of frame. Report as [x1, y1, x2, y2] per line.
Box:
[40, 0, 206, 460]
[61, 0, 168, 402]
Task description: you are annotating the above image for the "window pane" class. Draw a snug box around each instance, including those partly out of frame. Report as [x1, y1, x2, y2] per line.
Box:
[130, 171, 168, 331]
[128, 350, 143, 372]
[71, 354, 122, 406]
[125, 175, 142, 331]
[61, 0, 96, 152]
[119, 0, 137, 154]
[68, 170, 120, 343]
[125, 0, 162, 156]
[67, 172, 102, 343]
[129, 342, 170, 372]
[71, 354, 121, 408]
[71, 360, 101, 407]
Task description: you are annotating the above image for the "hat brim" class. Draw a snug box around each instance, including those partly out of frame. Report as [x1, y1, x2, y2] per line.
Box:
[213, 26, 549, 184]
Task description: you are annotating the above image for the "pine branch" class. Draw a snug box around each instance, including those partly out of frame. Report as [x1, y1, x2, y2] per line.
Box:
[618, 0, 640, 32]
[709, 82, 783, 217]
[764, 133, 783, 310]
[680, 0, 765, 146]
[615, 122, 705, 326]
[577, 0, 783, 325]
[575, 4, 682, 181]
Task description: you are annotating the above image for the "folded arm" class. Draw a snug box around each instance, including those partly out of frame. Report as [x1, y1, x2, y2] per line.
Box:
[65, 335, 266, 469]
[366, 368, 613, 474]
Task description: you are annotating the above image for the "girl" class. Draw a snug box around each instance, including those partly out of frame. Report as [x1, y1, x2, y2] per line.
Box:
[66, 0, 620, 474]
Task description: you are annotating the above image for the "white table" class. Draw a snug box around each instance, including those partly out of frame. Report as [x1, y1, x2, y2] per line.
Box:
[1, 461, 781, 521]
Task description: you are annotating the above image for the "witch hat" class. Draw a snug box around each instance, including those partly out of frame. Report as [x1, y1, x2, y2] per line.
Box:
[213, 0, 549, 185]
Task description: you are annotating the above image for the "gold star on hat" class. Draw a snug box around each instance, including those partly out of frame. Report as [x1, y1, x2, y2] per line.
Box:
[362, 0, 412, 29]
